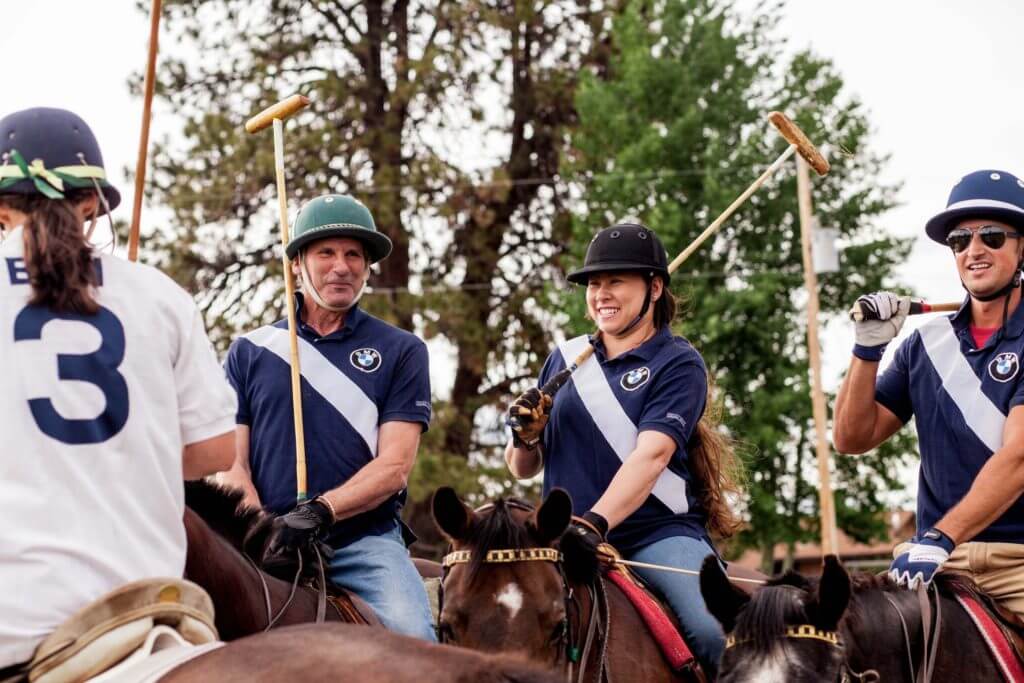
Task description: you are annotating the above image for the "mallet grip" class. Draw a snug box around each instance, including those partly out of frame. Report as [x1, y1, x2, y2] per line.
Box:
[768, 112, 830, 176]
[245, 94, 311, 134]
[508, 366, 574, 431]
[850, 300, 960, 322]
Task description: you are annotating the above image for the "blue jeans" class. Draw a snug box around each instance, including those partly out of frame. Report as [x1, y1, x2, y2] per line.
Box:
[327, 524, 436, 641]
[626, 535, 725, 676]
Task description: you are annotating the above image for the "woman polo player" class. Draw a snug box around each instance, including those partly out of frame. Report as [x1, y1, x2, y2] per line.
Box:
[505, 222, 743, 677]
[0, 107, 236, 675]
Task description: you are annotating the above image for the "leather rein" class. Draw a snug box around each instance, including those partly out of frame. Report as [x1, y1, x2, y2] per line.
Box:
[243, 545, 344, 630]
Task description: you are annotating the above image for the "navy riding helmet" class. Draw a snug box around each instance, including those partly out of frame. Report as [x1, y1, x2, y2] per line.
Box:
[0, 107, 120, 214]
[924, 169, 1024, 244]
[566, 222, 671, 285]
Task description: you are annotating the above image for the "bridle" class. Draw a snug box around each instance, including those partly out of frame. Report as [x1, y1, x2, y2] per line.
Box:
[725, 624, 879, 683]
[438, 501, 609, 683]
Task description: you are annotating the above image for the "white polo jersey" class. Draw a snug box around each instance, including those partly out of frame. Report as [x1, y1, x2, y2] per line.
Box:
[0, 227, 236, 667]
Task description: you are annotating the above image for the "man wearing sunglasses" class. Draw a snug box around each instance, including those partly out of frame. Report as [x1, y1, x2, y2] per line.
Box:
[834, 169, 1024, 616]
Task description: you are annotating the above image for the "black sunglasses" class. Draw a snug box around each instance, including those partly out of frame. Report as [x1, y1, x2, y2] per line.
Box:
[946, 225, 1022, 253]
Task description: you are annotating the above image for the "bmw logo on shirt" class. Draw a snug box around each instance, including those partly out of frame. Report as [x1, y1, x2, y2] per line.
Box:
[620, 366, 651, 391]
[989, 352, 1020, 383]
[350, 347, 383, 373]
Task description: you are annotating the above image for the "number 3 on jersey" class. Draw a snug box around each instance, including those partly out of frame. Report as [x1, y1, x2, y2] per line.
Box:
[14, 305, 129, 444]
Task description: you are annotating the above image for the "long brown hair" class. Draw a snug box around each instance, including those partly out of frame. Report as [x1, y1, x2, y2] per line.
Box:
[659, 280, 744, 539]
[689, 383, 745, 539]
[1, 190, 99, 314]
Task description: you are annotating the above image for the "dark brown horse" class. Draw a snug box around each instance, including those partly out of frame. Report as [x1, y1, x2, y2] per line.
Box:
[699, 554, 1004, 682]
[183, 480, 375, 639]
[161, 622, 564, 682]
[432, 486, 698, 682]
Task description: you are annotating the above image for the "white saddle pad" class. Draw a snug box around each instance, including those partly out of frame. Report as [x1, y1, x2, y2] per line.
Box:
[87, 626, 222, 683]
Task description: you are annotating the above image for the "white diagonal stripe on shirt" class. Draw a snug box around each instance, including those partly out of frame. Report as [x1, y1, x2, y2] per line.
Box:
[918, 317, 1004, 453]
[245, 326, 379, 454]
[558, 335, 688, 514]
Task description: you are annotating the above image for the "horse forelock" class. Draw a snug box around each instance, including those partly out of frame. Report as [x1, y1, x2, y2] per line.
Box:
[733, 582, 810, 655]
[184, 479, 266, 551]
[464, 498, 535, 584]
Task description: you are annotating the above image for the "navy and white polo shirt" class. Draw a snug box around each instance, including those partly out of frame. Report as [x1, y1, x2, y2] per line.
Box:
[876, 298, 1024, 542]
[224, 295, 431, 546]
[539, 327, 709, 551]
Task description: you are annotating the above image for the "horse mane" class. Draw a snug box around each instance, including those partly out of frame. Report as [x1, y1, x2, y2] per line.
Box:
[464, 498, 536, 584]
[184, 479, 267, 551]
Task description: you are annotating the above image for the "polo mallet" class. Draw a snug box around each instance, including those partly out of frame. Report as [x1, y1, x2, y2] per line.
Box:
[245, 93, 312, 502]
[127, 0, 162, 262]
[850, 300, 960, 322]
[511, 111, 829, 431]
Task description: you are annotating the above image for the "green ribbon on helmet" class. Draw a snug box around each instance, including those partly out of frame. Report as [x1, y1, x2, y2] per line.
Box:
[0, 150, 109, 200]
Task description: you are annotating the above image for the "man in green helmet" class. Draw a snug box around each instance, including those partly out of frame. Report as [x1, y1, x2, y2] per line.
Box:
[221, 194, 435, 640]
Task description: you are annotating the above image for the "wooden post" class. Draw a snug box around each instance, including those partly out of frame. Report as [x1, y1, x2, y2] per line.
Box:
[796, 155, 839, 556]
[128, 0, 162, 262]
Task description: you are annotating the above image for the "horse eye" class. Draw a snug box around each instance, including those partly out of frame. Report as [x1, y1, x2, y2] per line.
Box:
[548, 621, 565, 644]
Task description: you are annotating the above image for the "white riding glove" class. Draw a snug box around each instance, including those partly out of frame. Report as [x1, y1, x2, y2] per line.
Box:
[852, 291, 911, 350]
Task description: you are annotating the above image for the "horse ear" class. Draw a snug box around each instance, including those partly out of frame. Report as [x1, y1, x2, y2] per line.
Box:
[432, 487, 473, 542]
[699, 556, 749, 633]
[809, 554, 851, 632]
[532, 488, 573, 545]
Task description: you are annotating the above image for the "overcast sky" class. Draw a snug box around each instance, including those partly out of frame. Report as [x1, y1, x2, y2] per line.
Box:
[6, 0, 1021, 393]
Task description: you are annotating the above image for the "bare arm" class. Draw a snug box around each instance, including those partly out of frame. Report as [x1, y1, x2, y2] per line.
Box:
[506, 440, 544, 480]
[319, 421, 421, 521]
[214, 425, 262, 508]
[833, 357, 904, 454]
[934, 405, 1024, 543]
[589, 430, 676, 530]
[182, 431, 235, 480]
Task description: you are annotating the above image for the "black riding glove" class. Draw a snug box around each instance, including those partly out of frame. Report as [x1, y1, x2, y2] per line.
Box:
[266, 498, 334, 556]
[572, 511, 609, 546]
[507, 387, 553, 450]
[560, 511, 611, 581]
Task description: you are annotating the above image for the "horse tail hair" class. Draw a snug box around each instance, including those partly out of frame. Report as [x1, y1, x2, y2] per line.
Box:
[4, 190, 99, 314]
[690, 376, 746, 540]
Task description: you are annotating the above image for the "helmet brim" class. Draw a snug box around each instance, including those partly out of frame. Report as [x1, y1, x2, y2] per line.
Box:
[566, 261, 671, 285]
[0, 180, 120, 216]
[925, 203, 1024, 244]
[285, 225, 393, 262]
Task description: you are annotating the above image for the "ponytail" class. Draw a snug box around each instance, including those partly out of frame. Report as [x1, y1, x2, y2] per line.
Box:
[2, 190, 99, 314]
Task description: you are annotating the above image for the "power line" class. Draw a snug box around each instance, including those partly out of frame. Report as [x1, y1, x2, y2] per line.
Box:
[145, 158, 831, 204]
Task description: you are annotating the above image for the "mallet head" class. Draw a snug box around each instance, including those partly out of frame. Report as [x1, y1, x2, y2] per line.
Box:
[245, 94, 311, 134]
[768, 111, 830, 176]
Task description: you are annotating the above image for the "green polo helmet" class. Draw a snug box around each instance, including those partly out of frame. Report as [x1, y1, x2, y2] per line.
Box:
[286, 194, 393, 263]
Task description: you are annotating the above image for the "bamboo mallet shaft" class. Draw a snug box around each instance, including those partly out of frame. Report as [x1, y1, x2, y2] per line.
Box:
[245, 94, 311, 502]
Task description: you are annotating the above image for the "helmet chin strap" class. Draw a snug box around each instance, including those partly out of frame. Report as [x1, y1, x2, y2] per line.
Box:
[962, 258, 1024, 328]
[297, 249, 366, 313]
[610, 273, 654, 339]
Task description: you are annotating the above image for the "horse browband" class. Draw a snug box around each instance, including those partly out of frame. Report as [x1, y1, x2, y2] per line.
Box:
[442, 547, 563, 568]
[725, 624, 841, 649]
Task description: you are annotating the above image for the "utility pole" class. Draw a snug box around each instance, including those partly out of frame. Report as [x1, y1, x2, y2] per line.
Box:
[796, 155, 839, 556]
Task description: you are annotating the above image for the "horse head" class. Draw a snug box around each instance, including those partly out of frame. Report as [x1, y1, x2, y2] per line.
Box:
[432, 486, 575, 665]
[700, 554, 852, 682]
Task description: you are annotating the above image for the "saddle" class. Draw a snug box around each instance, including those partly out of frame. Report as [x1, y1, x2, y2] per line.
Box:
[11, 578, 217, 683]
[942, 575, 1024, 682]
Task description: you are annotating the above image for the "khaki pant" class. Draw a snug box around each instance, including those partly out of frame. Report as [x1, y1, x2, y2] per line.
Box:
[894, 541, 1024, 616]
